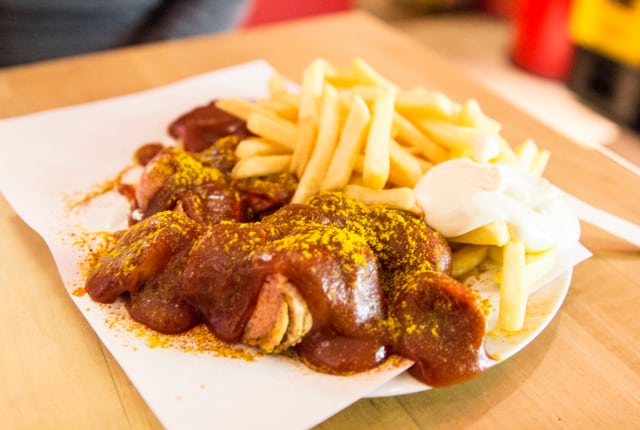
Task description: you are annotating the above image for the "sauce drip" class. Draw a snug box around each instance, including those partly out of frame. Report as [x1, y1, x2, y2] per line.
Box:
[168, 101, 252, 152]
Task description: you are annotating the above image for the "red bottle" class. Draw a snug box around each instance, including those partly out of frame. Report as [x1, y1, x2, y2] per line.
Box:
[512, 0, 575, 79]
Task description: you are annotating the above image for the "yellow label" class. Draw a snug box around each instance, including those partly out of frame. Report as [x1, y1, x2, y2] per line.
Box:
[569, 0, 640, 66]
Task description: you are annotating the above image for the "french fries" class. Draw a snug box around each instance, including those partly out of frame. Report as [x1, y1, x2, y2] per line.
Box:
[393, 112, 450, 163]
[217, 57, 531, 201]
[320, 95, 370, 191]
[457, 99, 502, 133]
[290, 58, 327, 176]
[246, 113, 297, 150]
[362, 86, 396, 190]
[451, 245, 489, 278]
[343, 184, 417, 212]
[495, 241, 559, 332]
[235, 138, 291, 159]
[530, 147, 551, 177]
[214, 57, 561, 333]
[232, 154, 292, 178]
[498, 240, 527, 331]
[388, 139, 424, 188]
[514, 139, 550, 176]
[395, 89, 455, 121]
[449, 221, 510, 247]
[413, 119, 488, 157]
[349, 57, 397, 89]
[215, 98, 276, 122]
[292, 84, 342, 203]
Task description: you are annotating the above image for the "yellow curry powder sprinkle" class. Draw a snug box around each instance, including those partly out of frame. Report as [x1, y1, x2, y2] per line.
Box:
[73, 141, 467, 365]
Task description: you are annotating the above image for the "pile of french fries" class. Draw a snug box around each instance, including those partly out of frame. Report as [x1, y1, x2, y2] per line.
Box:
[214, 57, 558, 332]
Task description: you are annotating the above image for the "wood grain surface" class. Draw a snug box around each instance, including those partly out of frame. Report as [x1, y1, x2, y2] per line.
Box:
[1, 11, 638, 429]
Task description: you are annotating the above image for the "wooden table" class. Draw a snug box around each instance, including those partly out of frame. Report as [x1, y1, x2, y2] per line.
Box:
[1, 11, 639, 429]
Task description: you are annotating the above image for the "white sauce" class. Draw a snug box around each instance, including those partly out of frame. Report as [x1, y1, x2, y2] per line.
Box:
[413, 158, 580, 252]
[472, 135, 501, 163]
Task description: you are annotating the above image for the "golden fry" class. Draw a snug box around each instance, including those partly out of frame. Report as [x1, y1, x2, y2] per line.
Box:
[515, 139, 539, 173]
[448, 221, 510, 247]
[268, 72, 289, 97]
[216, 98, 277, 121]
[416, 157, 434, 174]
[350, 57, 396, 89]
[498, 240, 527, 332]
[292, 84, 342, 203]
[493, 136, 519, 167]
[323, 61, 356, 88]
[232, 155, 292, 178]
[338, 85, 378, 104]
[530, 148, 551, 177]
[487, 245, 504, 264]
[290, 58, 327, 175]
[347, 172, 365, 186]
[393, 112, 449, 163]
[246, 113, 297, 149]
[413, 118, 487, 154]
[352, 153, 364, 175]
[343, 184, 418, 213]
[362, 86, 396, 190]
[290, 118, 317, 178]
[395, 89, 455, 121]
[451, 245, 489, 278]
[388, 139, 424, 188]
[298, 58, 327, 118]
[321, 95, 371, 191]
[256, 97, 298, 122]
[457, 99, 502, 133]
[236, 138, 292, 159]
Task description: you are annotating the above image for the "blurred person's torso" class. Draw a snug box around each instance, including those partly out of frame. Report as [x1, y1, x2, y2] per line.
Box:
[0, 0, 249, 66]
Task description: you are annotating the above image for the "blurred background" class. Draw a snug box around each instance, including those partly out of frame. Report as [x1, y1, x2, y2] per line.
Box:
[1, 0, 638, 168]
[257, 0, 640, 171]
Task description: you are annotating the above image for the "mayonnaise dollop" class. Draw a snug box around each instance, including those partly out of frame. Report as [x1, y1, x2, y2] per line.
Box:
[413, 158, 580, 252]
